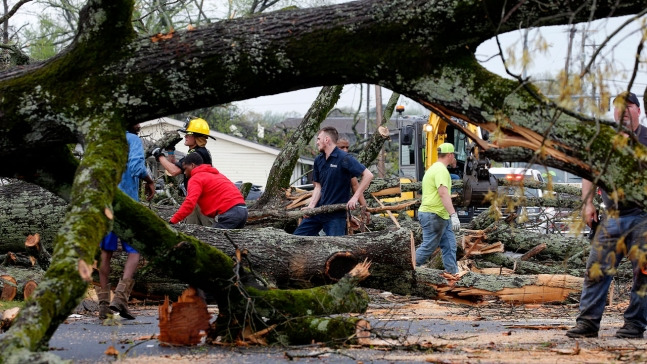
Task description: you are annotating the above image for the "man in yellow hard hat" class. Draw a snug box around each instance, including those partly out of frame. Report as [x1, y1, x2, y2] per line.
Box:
[153, 117, 214, 225]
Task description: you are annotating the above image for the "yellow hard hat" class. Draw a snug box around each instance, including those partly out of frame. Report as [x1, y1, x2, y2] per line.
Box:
[180, 117, 210, 136]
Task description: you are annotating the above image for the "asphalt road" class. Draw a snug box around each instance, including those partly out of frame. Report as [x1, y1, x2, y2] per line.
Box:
[6, 293, 646, 363]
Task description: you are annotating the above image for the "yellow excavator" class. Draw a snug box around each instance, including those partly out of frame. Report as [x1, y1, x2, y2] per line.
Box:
[395, 107, 497, 221]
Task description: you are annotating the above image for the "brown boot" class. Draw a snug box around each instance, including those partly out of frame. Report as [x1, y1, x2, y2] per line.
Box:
[109, 278, 136, 320]
[98, 285, 111, 320]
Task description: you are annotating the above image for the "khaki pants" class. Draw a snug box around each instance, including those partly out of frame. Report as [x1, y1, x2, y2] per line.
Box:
[183, 205, 214, 226]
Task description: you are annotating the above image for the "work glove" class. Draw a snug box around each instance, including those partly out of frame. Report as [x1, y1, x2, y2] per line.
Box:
[151, 147, 164, 161]
[450, 213, 461, 233]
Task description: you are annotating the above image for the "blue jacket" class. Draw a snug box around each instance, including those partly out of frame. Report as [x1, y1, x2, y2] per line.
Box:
[118, 132, 150, 201]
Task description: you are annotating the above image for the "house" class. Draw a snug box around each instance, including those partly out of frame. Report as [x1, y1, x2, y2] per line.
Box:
[140, 118, 314, 187]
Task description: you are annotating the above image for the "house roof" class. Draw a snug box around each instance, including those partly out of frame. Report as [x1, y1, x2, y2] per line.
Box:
[142, 117, 314, 165]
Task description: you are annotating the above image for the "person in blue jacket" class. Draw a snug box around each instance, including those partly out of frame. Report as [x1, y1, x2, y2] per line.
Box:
[98, 124, 155, 321]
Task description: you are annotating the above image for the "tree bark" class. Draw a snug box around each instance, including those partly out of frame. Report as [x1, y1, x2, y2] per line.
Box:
[172, 224, 414, 288]
[0, 180, 66, 255]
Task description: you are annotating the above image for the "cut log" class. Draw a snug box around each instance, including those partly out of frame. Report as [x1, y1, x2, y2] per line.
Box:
[0, 266, 45, 301]
[415, 267, 583, 304]
[1, 275, 17, 301]
[158, 287, 211, 346]
[22, 280, 37, 300]
[24, 234, 52, 271]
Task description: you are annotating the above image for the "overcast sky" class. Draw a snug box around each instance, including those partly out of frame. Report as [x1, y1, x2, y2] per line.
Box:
[9, 2, 646, 118]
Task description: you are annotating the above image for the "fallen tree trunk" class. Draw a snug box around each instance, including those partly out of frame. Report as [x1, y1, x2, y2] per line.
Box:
[415, 267, 583, 305]
[485, 223, 590, 262]
[173, 225, 415, 287]
[0, 180, 65, 255]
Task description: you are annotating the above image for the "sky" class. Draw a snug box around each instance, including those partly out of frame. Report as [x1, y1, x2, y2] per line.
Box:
[8, 2, 647, 118]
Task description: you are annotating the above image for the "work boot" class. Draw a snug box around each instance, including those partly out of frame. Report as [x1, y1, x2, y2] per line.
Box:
[97, 285, 111, 320]
[615, 322, 644, 339]
[566, 321, 598, 338]
[109, 278, 136, 320]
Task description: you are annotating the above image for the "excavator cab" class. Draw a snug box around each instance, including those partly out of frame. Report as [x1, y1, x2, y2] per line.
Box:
[397, 111, 497, 222]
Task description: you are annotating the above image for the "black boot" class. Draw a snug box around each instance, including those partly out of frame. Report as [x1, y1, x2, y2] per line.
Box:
[566, 321, 598, 338]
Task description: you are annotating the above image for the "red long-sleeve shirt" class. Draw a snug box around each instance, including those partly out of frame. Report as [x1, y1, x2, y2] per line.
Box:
[170, 164, 245, 224]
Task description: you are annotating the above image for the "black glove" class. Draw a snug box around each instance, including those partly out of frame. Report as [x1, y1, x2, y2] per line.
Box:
[151, 147, 164, 161]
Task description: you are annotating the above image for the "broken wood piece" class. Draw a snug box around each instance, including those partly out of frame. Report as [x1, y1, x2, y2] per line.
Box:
[520, 243, 547, 261]
[285, 191, 312, 209]
[0, 307, 20, 332]
[158, 287, 211, 346]
[416, 268, 583, 304]
[371, 193, 400, 228]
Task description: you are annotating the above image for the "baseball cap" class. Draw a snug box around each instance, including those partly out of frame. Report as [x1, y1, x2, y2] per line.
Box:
[438, 143, 455, 154]
[614, 91, 640, 108]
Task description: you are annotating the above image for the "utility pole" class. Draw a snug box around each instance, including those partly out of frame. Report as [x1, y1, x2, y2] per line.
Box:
[364, 84, 370, 141]
[375, 85, 385, 177]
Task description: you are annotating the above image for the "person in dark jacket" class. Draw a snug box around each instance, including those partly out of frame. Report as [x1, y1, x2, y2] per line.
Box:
[169, 153, 247, 229]
[566, 91, 647, 339]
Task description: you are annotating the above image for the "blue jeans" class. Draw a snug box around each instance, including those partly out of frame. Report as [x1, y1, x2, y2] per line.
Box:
[576, 213, 647, 331]
[214, 205, 248, 229]
[415, 212, 458, 274]
[293, 214, 347, 236]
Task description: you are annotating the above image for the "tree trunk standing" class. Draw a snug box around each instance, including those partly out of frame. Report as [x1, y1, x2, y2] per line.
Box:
[253, 85, 343, 208]
[0, 180, 66, 255]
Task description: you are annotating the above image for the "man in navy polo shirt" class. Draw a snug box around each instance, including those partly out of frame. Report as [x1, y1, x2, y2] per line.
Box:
[294, 126, 374, 236]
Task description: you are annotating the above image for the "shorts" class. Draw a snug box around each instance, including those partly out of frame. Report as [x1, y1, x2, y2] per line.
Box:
[100, 232, 138, 254]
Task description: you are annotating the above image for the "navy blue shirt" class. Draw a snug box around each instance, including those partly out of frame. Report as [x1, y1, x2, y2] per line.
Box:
[313, 147, 367, 219]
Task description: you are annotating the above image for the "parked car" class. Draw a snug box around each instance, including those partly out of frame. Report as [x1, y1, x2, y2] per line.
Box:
[234, 181, 264, 201]
[485, 167, 555, 232]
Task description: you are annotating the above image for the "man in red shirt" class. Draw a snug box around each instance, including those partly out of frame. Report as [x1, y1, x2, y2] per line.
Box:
[169, 153, 247, 229]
